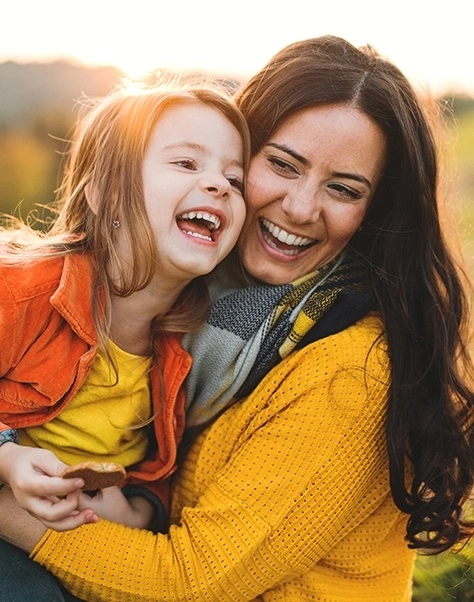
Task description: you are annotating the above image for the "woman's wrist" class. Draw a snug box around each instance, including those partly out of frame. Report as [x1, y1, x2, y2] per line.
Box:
[0, 484, 47, 553]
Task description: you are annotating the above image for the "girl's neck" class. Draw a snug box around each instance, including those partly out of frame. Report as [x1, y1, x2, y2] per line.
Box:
[109, 283, 184, 356]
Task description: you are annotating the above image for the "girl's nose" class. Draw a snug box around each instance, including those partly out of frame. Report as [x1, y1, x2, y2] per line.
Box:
[200, 173, 231, 199]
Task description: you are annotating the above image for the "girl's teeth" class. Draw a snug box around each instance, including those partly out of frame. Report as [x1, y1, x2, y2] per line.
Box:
[182, 230, 212, 242]
[180, 211, 221, 230]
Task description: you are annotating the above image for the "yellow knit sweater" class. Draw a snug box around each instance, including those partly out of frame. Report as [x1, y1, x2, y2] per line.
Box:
[32, 314, 415, 601]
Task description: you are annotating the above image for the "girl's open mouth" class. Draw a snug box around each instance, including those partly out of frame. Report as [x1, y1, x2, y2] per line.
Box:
[177, 211, 222, 242]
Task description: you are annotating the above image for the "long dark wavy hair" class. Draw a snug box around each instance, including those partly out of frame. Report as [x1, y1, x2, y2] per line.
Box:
[236, 35, 474, 553]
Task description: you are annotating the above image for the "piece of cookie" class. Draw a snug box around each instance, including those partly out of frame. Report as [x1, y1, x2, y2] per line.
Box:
[62, 461, 126, 490]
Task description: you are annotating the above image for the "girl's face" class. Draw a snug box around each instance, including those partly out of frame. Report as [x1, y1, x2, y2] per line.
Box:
[142, 102, 246, 287]
[238, 104, 387, 285]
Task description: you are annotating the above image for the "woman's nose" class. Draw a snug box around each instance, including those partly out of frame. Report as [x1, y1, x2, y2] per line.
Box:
[281, 188, 321, 224]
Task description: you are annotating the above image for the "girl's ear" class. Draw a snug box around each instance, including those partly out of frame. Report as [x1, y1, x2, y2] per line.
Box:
[84, 183, 99, 214]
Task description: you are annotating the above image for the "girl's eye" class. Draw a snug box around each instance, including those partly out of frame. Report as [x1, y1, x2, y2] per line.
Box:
[267, 156, 299, 176]
[174, 159, 197, 170]
[226, 176, 244, 193]
[328, 183, 362, 200]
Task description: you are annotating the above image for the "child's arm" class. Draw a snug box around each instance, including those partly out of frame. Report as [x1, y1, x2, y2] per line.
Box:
[78, 486, 156, 530]
[0, 441, 97, 530]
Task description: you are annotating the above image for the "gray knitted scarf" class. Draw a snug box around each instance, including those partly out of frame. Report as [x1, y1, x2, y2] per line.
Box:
[182, 252, 372, 429]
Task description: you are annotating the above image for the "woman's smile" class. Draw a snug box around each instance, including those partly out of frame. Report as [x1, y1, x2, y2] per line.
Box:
[260, 218, 316, 256]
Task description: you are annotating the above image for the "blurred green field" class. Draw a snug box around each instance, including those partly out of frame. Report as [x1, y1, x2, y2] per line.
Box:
[413, 543, 474, 601]
[450, 106, 474, 278]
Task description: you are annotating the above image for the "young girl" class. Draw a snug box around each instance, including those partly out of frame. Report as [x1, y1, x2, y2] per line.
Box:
[0, 81, 250, 534]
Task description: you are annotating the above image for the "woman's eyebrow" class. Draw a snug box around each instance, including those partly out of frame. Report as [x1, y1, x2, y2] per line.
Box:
[266, 142, 372, 188]
[332, 171, 372, 188]
[265, 142, 310, 166]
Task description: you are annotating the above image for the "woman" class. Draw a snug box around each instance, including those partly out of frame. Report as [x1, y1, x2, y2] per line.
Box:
[1, 35, 473, 602]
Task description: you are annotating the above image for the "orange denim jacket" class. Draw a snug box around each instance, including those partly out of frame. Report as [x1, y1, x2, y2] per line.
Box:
[0, 252, 192, 509]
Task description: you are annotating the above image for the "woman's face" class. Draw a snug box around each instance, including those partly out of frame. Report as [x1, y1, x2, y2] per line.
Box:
[238, 104, 387, 285]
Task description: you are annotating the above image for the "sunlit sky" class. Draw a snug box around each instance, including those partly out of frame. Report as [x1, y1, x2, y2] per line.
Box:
[2, 0, 473, 96]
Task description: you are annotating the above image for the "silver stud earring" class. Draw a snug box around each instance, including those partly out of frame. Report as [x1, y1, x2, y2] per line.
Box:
[112, 219, 121, 229]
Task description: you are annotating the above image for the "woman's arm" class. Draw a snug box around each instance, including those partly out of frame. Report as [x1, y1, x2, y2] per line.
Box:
[30, 320, 396, 601]
[0, 485, 47, 551]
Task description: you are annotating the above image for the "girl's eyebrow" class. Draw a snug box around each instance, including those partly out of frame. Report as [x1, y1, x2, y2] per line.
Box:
[265, 142, 372, 188]
[161, 141, 204, 152]
[161, 141, 243, 168]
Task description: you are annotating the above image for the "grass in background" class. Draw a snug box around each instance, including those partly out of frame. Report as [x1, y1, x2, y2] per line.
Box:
[413, 543, 474, 601]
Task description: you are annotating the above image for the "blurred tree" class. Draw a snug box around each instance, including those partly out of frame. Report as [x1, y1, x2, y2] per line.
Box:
[0, 131, 57, 218]
[0, 60, 123, 222]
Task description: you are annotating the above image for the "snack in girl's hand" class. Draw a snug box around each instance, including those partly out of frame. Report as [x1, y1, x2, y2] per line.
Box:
[61, 461, 126, 490]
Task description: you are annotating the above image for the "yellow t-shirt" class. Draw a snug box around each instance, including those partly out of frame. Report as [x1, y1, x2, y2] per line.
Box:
[20, 340, 152, 468]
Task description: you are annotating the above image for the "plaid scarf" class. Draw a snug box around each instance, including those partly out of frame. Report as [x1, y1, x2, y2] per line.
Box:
[183, 252, 374, 429]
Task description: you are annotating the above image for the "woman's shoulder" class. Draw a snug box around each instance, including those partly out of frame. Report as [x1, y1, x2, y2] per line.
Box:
[285, 311, 386, 379]
[236, 311, 389, 423]
[334, 311, 386, 352]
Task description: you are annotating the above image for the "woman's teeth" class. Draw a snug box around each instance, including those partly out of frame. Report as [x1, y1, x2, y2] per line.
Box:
[261, 218, 315, 255]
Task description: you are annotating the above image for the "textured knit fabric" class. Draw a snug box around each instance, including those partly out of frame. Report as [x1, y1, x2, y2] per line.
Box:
[32, 314, 415, 602]
[19, 340, 153, 468]
[183, 252, 371, 428]
[0, 253, 192, 505]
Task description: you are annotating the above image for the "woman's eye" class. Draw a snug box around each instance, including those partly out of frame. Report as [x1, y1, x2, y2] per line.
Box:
[328, 183, 362, 200]
[267, 156, 299, 175]
[173, 159, 197, 170]
[226, 176, 244, 193]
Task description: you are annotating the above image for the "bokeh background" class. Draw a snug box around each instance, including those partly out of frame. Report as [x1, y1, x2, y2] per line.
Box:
[1, 1, 473, 598]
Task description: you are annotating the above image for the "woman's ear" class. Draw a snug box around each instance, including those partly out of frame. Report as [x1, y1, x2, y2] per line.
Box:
[84, 183, 99, 215]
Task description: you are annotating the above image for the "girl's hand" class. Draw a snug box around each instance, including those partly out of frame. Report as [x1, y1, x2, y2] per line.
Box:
[0, 443, 98, 530]
[79, 486, 155, 529]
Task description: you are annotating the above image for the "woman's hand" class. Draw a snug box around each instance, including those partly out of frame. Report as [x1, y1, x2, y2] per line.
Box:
[78, 486, 155, 529]
[0, 443, 98, 530]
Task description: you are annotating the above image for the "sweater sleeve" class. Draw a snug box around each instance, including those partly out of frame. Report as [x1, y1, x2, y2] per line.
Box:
[31, 319, 394, 601]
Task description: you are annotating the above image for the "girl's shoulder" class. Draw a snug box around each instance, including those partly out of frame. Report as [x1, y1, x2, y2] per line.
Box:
[0, 254, 65, 299]
[0, 252, 93, 302]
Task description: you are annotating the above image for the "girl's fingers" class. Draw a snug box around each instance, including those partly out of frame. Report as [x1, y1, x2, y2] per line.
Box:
[28, 490, 81, 522]
[40, 509, 99, 532]
[30, 475, 85, 498]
